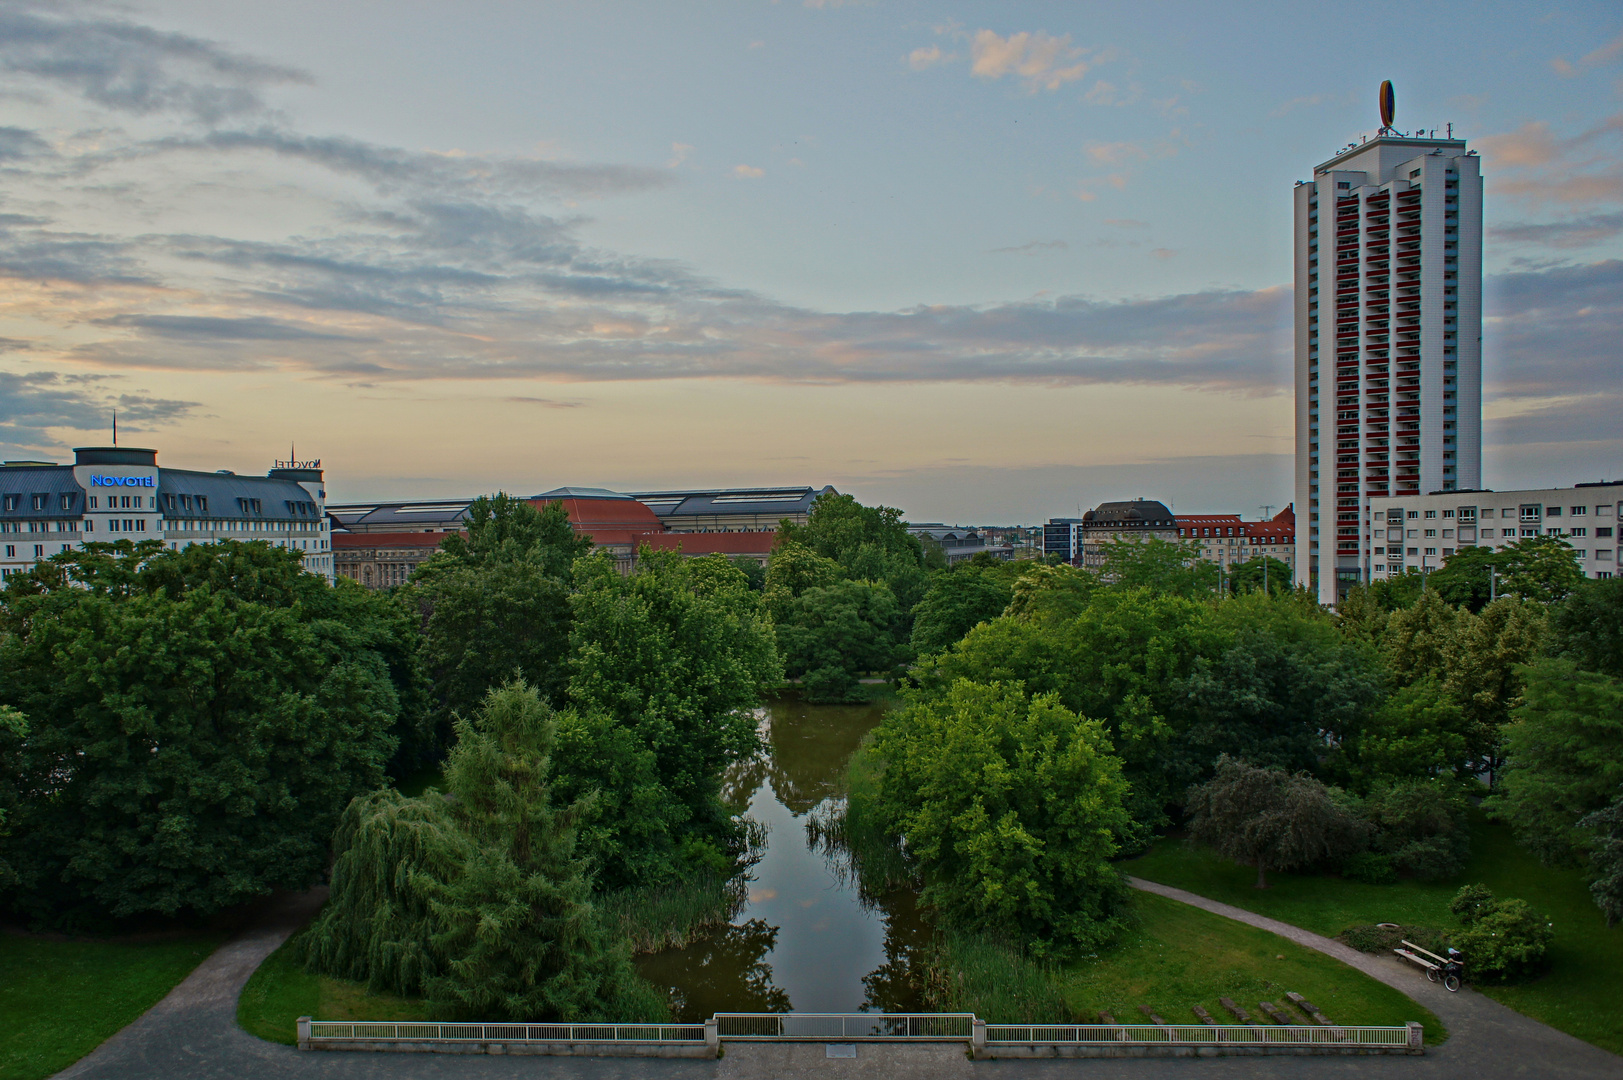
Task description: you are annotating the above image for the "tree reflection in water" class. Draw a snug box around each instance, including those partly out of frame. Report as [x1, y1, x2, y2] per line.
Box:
[637, 918, 792, 1022]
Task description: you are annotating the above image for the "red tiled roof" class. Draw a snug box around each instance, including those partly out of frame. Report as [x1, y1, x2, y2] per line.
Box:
[534, 495, 662, 529]
[636, 531, 778, 556]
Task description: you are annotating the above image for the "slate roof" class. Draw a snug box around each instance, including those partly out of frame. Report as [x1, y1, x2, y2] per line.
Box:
[1083, 500, 1178, 527]
[157, 469, 318, 522]
[629, 486, 835, 520]
[0, 464, 82, 519]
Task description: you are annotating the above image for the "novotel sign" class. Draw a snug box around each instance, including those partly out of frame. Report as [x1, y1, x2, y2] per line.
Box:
[90, 475, 155, 487]
[274, 459, 321, 470]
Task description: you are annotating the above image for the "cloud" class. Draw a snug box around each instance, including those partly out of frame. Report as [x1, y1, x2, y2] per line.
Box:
[1086, 141, 1147, 166]
[1480, 114, 1623, 207]
[504, 396, 584, 408]
[0, 125, 51, 160]
[733, 164, 764, 178]
[1553, 31, 1623, 77]
[92, 314, 357, 342]
[907, 45, 954, 70]
[131, 127, 672, 201]
[990, 240, 1067, 254]
[667, 142, 694, 168]
[1492, 211, 1623, 248]
[969, 30, 1087, 93]
[1105, 218, 1148, 229]
[0, 3, 307, 123]
[1151, 248, 1176, 260]
[0, 369, 198, 448]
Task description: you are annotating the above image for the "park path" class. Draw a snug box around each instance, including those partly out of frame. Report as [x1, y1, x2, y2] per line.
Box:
[1125, 875, 1623, 1078]
[49, 878, 1623, 1080]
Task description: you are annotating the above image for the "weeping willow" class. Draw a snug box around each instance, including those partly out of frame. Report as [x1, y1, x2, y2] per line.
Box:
[299, 680, 666, 1021]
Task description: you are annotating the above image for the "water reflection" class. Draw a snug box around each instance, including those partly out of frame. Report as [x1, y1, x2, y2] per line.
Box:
[637, 696, 928, 1020]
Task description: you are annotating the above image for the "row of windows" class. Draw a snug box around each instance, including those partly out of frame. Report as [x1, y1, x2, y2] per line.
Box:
[2, 493, 77, 512]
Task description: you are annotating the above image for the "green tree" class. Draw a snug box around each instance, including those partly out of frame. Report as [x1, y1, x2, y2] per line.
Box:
[777, 492, 929, 613]
[760, 539, 842, 622]
[1363, 779, 1472, 880]
[916, 587, 1225, 835]
[1551, 576, 1623, 678]
[1225, 555, 1294, 597]
[909, 558, 1018, 656]
[1428, 545, 1503, 612]
[1579, 795, 1623, 927]
[1093, 536, 1218, 597]
[431, 493, 591, 579]
[560, 549, 781, 887]
[0, 706, 22, 890]
[869, 680, 1132, 954]
[0, 540, 405, 924]
[1003, 562, 1096, 622]
[1185, 757, 1370, 889]
[403, 494, 590, 732]
[1382, 589, 1463, 686]
[1339, 680, 1472, 788]
[301, 682, 660, 1020]
[1485, 659, 1623, 865]
[776, 580, 902, 700]
[1441, 597, 1548, 779]
[1430, 538, 1586, 610]
[1188, 592, 1383, 776]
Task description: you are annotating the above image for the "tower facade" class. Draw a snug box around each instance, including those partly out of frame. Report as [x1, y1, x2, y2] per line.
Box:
[1293, 125, 1483, 604]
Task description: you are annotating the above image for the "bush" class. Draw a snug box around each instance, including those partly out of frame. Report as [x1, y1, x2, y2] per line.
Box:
[1447, 884, 1554, 983]
[803, 665, 861, 703]
[1338, 923, 1450, 955]
[1339, 851, 1397, 885]
[1364, 780, 1472, 880]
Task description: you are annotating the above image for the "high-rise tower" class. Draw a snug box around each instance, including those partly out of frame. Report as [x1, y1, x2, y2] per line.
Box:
[1293, 87, 1483, 604]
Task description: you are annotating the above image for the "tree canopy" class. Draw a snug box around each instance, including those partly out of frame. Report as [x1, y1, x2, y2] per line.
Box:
[868, 680, 1131, 955]
[300, 681, 661, 1021]
[0, 540, 412, 925]
[1185, 757, 1369, 888]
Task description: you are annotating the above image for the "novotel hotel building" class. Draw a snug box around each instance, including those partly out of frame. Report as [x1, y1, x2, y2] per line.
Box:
[0, 446, 334, 582]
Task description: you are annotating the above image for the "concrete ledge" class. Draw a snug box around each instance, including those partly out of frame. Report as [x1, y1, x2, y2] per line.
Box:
[976, 1043, 1423, 1059]
[306, 1039, 718, 1058]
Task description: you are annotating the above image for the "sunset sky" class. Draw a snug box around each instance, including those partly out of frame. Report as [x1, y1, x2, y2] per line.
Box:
[1, 1, 1619, 522]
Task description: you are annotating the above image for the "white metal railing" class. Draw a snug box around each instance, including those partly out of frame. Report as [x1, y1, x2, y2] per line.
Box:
[304, 1021, 706, 1043]
[985, 1023, 1412, 1048]
[713, 1013, 974, 1040]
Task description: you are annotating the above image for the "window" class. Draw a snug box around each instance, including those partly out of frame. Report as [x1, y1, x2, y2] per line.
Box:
[1480, 509, 1494, 518]
[1408, 547, 1419, 556]
[1572, 527, 1588, 538]
[1425, 529, 1437, 538]
[59, 493, 73, 510]
[30, 494, 45, 510]
[1598, 550, 1615, 562]
[197, 496, 208, 512]
[1407, 529, 1417, 538]
[87, 496, 97, 509]
[1425, 547, 1437, 556]
[135, 519, 146, 532]
[1546, 506, 1562, 517]
[1576, 550, 1588, 560]
[1407, 511, 1419, 519]
[1521, 528, 1538, 537]
[1481, 529, 1495, 538]
[1573, 506, 1588, 515]
[33, 544, 42, 557]
[1442, 529, 1453, 538]
[1, 495, 14, 511]
[1599, 527, 1615, 538]
[1337, 181, 1350, 189]
[3, 545, 11, 558]
[1424, 510, 1437, 518]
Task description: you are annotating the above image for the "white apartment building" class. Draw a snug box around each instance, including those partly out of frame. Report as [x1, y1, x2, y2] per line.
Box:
[0, 446, 335, 582]
[1367, 482, 1621, 582]
[1294, 125, 1484, 604]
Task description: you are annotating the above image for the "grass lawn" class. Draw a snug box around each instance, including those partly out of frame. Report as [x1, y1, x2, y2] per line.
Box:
[1123, 814, 1623, 1055]
[0, 931, 221, 1080]
[237, 933, 433, 1045]
[1060, 892, 1443, 1044]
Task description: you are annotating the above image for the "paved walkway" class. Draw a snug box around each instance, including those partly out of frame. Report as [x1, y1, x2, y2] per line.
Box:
[51, 881, 1623, 1079]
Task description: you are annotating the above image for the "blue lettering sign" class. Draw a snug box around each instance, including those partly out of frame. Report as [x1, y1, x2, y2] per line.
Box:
[90, 475, 154, 487]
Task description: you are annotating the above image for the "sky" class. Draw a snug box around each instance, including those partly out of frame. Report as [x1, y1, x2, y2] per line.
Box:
[0, 0, 1619, 523]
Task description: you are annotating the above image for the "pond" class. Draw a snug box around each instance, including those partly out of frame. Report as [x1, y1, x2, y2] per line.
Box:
[635, 696, 930, 1020]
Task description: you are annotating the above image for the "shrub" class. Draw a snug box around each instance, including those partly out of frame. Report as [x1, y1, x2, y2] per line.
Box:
[803, 665, 861, 703]
[1338, 923, 1450, 955]
[1340, 851, 1397, 885]
[1447, 884, 1553, 983]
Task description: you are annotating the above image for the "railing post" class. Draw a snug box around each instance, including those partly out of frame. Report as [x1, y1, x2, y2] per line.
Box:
[1406, 1022, 1423, 1051]
[296, 1016, 311, 1051]
[704, 1018, 720, 1057]
[972, 1018, 986, 1052]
